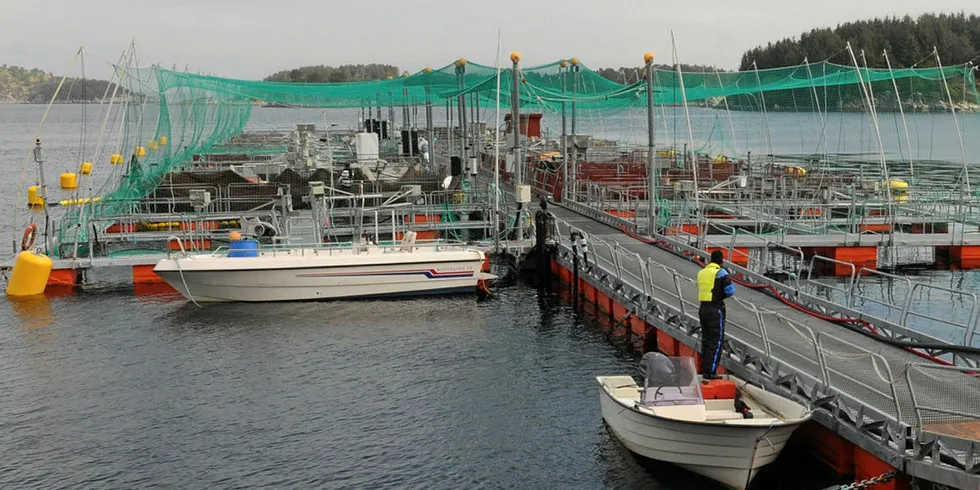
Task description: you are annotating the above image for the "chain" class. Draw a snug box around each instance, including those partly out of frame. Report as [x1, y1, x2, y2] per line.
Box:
[837, 470, 898, 490]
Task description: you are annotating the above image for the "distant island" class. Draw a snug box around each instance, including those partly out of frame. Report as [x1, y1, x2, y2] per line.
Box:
[0, 65, 122, 103]
[594, 64, 725, 84]
[264, 64, 400, 83]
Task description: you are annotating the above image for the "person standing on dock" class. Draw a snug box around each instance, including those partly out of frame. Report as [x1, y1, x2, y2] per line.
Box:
[697, 250, 735, 379]
[418, 136, 429, 163]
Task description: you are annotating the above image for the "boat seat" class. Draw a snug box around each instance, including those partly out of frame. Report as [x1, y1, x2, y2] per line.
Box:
[721, 417, 782, 426]
[613, 388, 641, 402]
[705, 410, 747, 421]
[704, 399, 736, 411]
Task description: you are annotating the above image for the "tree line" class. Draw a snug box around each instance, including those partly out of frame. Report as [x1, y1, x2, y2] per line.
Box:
[0, 65, 123, 103]
[594, 64, 725, 83]
[264, 64, 400, 83]
[739, 12, 980, 70]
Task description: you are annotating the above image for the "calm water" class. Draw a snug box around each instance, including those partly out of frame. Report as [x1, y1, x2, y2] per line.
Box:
[0, 287, 674, 489]
[0, 104, 976, 488]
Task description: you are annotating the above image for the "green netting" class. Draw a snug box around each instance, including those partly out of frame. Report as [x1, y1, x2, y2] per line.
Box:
[54, 57, 978, 257]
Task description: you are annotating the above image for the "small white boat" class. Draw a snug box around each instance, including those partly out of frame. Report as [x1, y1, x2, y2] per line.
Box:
[597, 354, 811, 490]
[153, 232, 491, 303]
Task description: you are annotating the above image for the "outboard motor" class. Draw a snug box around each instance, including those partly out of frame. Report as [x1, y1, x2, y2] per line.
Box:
[639, 352, 678, 387]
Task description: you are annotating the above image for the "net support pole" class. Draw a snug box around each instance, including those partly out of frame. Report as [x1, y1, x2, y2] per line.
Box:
[376, 92, 382, 138]
[560, 61, 568, 201]
[671, 32, 700, 216]
[425, 86, 434, 167]
[882, 50, 915, 178]
[934, 47, 971, 194]
[511, 54, 523, 243]
[403, 87, 413, 158]
[570, 60, 579, 201]
[645, 53, 657, 235]
[387, 92, 395, 141]
[510, 57, 521, 184]
[455, 61, 468, 165]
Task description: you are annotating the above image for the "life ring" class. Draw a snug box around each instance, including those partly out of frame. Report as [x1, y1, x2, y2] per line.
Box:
[21, 223, 37, 251]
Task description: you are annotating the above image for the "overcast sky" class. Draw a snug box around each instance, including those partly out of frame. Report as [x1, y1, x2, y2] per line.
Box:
[2, 0, 977, 80]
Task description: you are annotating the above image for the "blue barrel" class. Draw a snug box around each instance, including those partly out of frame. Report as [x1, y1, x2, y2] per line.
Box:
[228, 239, 259, 258]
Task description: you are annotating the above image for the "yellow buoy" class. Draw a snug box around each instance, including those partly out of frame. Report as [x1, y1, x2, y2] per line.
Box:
[110, 153, 124, 164]
[60, 172, 78, 190]
[148, 141, 159, 151]
[80, 161, 93, 176]
[229, 231, 242, 241]
[787, 166, 807, 176]
[6, 251, 53, 297]
[27, 185, 45, 209]
[158, 136, 168, 146]
[135, 146, 147, 157]
[887, 178, 909, 192]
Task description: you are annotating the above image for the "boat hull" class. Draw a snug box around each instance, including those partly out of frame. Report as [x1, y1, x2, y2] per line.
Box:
[154, 250, 485, 302]
[598, 380, 804, 490]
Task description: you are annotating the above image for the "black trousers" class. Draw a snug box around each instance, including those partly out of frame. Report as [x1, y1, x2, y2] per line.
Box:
[698, 303, 726, 377]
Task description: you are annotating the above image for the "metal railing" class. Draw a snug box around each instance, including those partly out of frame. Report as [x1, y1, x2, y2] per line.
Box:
[905, 363, 980, 429]
[552, 216, 980, 484]
[901, 284, 980, 347]
[658, 213, 980, 350]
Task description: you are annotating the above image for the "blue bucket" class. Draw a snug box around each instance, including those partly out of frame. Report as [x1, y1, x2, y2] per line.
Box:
[228, 239, 259, 258]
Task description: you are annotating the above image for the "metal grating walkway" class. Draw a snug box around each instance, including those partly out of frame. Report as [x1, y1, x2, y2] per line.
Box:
[546, 203, 980, 488]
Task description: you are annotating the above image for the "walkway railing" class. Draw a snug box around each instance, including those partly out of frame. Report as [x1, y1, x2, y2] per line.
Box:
[550, 215, 980, 487]
[661, 217, 980, 352]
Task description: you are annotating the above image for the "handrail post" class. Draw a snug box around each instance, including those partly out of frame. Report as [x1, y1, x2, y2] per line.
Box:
[671, 271, 686, 319]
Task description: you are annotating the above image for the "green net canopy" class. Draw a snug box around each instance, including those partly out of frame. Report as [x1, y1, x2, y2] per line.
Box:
[55, 57, 978, 256]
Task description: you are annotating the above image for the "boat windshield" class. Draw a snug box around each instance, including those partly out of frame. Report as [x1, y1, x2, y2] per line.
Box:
[639, 355, 703, 407]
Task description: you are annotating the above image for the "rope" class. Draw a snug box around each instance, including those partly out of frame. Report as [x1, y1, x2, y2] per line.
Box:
[174, 257, 201, 308]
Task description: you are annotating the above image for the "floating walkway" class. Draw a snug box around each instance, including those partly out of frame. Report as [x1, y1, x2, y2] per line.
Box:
[545, 199, 980, 490]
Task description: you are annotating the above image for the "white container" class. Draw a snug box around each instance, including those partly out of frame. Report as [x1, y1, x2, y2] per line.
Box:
[355, 132, 380, 162]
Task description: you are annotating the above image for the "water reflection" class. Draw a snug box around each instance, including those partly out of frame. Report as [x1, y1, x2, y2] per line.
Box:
[8, 295, 53, 331]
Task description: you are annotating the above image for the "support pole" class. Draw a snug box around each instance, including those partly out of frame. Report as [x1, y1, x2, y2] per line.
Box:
[403, 86, 413, 158]
[882, 51, 914, 177]
[511, 54, 521, 185]
[570, 58, 580, 200]
[425, 81, 434, 167]
[376, 92, 382, 137]
[560, 60, 569, 201]
[644, 52, 657, 235]
[933, 47, 971, 194]
[387, 91, 395, 141]
[511, 52, 523, 243]
[455, 59, 468, 165]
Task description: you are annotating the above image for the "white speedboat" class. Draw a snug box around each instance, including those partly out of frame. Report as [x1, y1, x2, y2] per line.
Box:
[597, 354, 811, 490]
[153, 232, 490, 302]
